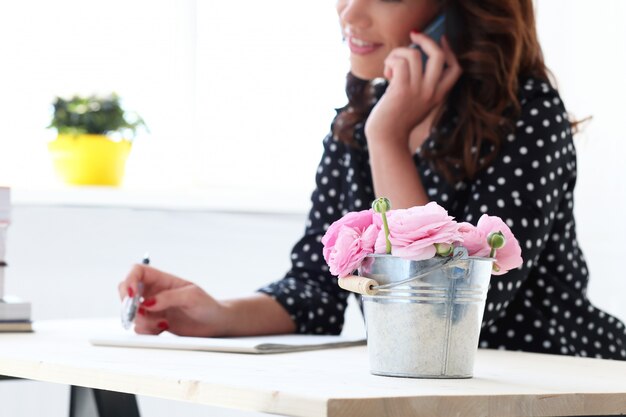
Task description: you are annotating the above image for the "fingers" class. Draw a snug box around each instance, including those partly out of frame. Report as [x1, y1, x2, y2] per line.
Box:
[134, 309, 170, 335]
[139, 285, 196, 314]
[384, 55, 412, 88]
[385, 31, 447, 96]
[132, 304, 170, 335]
[433, 36, 463, 103]
[409, 32, 446, 97]
[118, 265, 189, 301]
[132, 285, 201, 334]
[118, 263, 146, 300]
[385, 34, 461, 108]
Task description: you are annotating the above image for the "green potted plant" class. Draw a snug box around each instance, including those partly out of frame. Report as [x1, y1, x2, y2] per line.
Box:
[48, 93, 147, 186]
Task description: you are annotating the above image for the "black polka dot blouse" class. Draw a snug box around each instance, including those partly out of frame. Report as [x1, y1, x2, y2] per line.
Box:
[258, 77, 626, 360]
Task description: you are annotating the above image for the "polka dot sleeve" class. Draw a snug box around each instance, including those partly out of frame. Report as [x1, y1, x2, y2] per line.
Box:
[462, 79, 576, 326]
[257, 133, 354, 335]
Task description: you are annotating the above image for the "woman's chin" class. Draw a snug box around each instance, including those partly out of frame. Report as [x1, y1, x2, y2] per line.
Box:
[349, 65, 383, 81]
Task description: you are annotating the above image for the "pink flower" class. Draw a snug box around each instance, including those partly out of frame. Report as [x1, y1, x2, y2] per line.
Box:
[324, 224, 379, 278]
[475, 214, 523, 275]
[374, 202, 462, 261]
[321, 201, 523, 277]
[457, 222, 491, 257]
[322, 209, 375, 262]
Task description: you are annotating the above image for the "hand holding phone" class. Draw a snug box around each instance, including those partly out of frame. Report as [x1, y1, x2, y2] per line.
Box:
[366, 12, 460, 152]
[410, 14, 446, 70]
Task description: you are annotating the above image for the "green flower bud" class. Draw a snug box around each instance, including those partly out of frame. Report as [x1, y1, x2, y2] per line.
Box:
[372, 197, 392, 254]
[487, 231, 506, 250]
[371, 197, 391, 213]
[488, 231, 506, 259]
[435, 243, 454, 257]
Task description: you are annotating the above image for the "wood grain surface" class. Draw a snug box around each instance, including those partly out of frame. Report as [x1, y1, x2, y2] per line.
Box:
[0, 319, 625, 417]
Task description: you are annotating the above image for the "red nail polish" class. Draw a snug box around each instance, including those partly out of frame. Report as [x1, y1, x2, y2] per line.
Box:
[411, 29, 420, 34]
[157, 321, 169, 330]
[127, 287, 134, 298]
[143, 298, 156, 307]
[138, 307, 146, 316]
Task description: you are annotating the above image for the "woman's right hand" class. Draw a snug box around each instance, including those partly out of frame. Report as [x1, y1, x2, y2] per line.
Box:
[118, 264, 230, 337]
[365, 35, 461, 151]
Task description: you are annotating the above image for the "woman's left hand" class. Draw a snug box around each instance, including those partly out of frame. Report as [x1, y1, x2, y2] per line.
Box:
[364, 34, 462, 150]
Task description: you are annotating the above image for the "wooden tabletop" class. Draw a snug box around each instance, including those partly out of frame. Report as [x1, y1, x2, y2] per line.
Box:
[0, 319, 625, 417]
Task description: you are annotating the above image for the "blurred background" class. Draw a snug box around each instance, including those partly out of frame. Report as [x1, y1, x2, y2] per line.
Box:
[0, 1, 625, 416]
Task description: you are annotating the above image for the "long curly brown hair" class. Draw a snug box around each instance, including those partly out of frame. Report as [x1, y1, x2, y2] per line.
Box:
[332, 0, 550, 183]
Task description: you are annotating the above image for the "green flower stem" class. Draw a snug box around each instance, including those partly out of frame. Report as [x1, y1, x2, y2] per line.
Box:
[372, 197, 392, 255]
[381, 211, 391, 254]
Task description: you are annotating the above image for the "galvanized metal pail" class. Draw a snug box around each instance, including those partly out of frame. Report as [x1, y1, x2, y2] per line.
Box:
[357, 251, 493, 378]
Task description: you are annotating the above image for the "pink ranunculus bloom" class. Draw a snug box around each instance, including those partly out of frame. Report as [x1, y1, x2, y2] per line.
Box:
[322, 209, 375, 263]
[324, 224, 379, 278]
[457, 222, 491, 258]
[374, 202, 463, 261]
[475, 214, 523, 275]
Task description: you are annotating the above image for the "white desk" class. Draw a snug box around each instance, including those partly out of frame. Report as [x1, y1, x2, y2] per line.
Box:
[0, 319, 625, 417]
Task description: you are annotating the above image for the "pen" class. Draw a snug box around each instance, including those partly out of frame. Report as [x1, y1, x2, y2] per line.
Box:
[120, 254, 149, 330]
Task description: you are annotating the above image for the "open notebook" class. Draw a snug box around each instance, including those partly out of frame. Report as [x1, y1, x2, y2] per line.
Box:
[90, 333, 366, 354]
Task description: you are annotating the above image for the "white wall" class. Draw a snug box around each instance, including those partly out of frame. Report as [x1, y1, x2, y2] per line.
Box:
[192, 1, 347, 198]
[535, 1, 626, 319]
[0, 0, 347, 206]
[0, 0, 199, 189]
[1, 0, 623, 224]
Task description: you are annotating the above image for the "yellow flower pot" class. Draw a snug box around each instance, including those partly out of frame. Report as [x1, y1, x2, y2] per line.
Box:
[48, 134, 132, 186]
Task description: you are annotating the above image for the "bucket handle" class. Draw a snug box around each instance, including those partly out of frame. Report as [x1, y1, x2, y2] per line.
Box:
[337, 276, 380, 296]
[338, 249, 468, 296]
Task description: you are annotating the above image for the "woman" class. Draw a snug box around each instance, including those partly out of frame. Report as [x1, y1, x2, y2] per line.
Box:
[119, 0, 626, 360]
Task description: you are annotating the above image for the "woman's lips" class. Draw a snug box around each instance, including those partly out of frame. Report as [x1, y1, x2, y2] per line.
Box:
[348, 36, 382, 55]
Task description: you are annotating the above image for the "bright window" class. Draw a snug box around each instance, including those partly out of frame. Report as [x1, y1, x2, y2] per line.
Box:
[0, 0, 347, 212]
[0, 1, 624, 217]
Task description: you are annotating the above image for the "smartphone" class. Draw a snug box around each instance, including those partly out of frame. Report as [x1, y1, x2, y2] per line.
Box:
[410, 13, 446, 69]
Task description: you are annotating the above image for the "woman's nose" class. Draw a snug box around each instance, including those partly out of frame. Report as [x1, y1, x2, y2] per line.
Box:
[337, 0, 372, 30]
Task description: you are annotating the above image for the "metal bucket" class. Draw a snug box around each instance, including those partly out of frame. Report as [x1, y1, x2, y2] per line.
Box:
[358, 250, 493, 378]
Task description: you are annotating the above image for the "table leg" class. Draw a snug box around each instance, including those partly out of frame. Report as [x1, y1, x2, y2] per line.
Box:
[69, 386, 140, 417]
